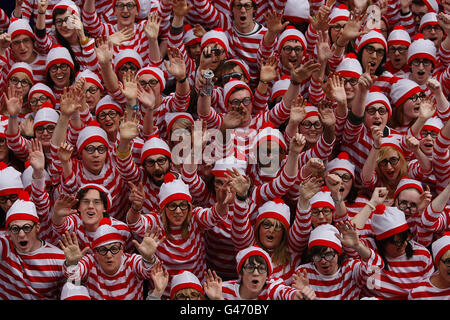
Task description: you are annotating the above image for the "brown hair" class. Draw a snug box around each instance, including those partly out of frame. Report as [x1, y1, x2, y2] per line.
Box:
[161, 202, 193, 241]
[255, 218, 291, 269]
[375, 146, 408, 197]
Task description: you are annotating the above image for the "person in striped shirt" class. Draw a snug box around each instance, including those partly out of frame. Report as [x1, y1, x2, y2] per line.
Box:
[0, 163, 25, 229]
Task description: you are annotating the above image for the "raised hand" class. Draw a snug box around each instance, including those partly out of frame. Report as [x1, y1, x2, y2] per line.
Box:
[215, 176, 234, 206]
[57, 142, 74, 163]
[108, 27, 134, 46]
[27, 138, 45, 172]
[289, 133, 306, 154]
[292, 269, 316, 300]
[309, 5, 331, 32]
[418, 94, 436, 121]
[316, 30, 334, 63]
[325, 172, 343, 200]
[259, 55, 279, 84]
[4, 85, 23, 117]
[265, 9, 289, 34]
[417, 185, 432, 212]
[37, 0, 48, 14]
[170, 0, 193, 17]
[145, 12, 162, 40]
[318, 100, 335, 128]
[59, 86, 78, 117]
[193, 24, 206, 37]
[58, 231, 90, 266]
[133, 226, 166, 261]
[163, 47, 186, 80]
[94, 36, 114, 65]
[335, 220, 360, 249]
[203, 269, 224, 300]
[289, 96, 307, 125]
[119, 110, 140, 141]
[340, 10, 368, 42]
[291, 59, 321, 84]
[150, 260, 169, 297]
[304, 158, 326, 177]
[404, 135, 420, 153]
[370, 125, 383, 149]
[327, 73, 347, 105]
[370, 187, 388, 205]
[120, 69, 138, 103]
[128, 181, 145, 212]
[137, 86, 156, 110]
[299, 176, 323, 201]
[226, 167, 251, 199]
[222, 109, 244, 130]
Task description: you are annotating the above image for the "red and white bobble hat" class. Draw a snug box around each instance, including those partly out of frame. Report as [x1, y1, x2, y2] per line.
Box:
[170, 270, 204, 299]
[310, 186, 335, 211]
[422, 117, 444, 132]
[380, 135, 403, 154]
[135, 66, 168, 93]
[276, 26, 307, 53]
[225, 58, 251, 83]
[326, 152, 356, 181]
[95, 95, 123, 118]
[7, 62, 34, 85]
[78, 183, 112, 211]
[308, 224, 343, 254]
[223, 80, 253, 107]
[76, 69, 104, 92]
[254, 122, 287, 152]
[283, 0, 310, 23]
[92, 217, 124, 249]
[164, 112, 194, 134]
[328, 4, 350, 24]
[5, 191, 38, 227]
[158, 173, 192, 210]
[423, 0, 439, 12]
[271, 76, 291, 100]
[7, 18, 35, 40]
[390, 78, 423, 108]
[336, 53, 363, 79]
[211, 152, 248, 178]
[256, 198, 291, 231]
[45, 45, 75, 73]
[431, 232, 450, 266]
[304, 104, 319, 120]
[53, 0, 81, 16]
[61, 282, 91, 300]
[387, 26, 411, 48]
[365, 89, 392, 118]
[140, 135, 172, 165]
[0, 162, 24, 196]
[33, 103, 59, 132]
[356, 29, 387, 54]
[76, 121, 109, 155]
[183, 24, 202, 47]
[371, 204, 409, 240]
[236, 245, 273, 276]
[201, 28, 230, 56]
[419, 12, 440, 33]
[28, 83, 56, 106]
[113, 49, 144, 74]
[407, 33, 437, 66]
[393, 177, 423, 200]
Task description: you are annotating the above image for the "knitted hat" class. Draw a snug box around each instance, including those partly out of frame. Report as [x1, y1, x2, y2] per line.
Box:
[393, 177, 423, 200]
[271, 76, 290, 100]
[0, 163, 24, 196]
[164, 112, 194, 134]
[78, 183, 112, 210]
[422, 117, 444, 132]
[21, 164, 51, 193]
[75, 69, 104, 91]
[7, 62, 34, 84]
[283, 0, 310, 23]
[328, 4, 350, 24]
[431, 232, 450, 266]
[92, 217, 124, 249]
[365, 90, 392, 118]
[380, 135, 403, 154]
[371, 204, 409, 240]
[201, 28, 230, 56]
[419, 12, 440, 33]
[113, 49, 144, 74]
[304, 104, 319, 120]
[135, 66, 167, 92]
[95, 95, 123, 117]
[52, 0, 81, 16]
[423, 0, 439, 12]
[158, 173, 192, 210]
[308, 224, 342, 254]
[224, 58, 251, 82]
[390, 78, 423, 108]
[45, 45, 75, 73]
[407, 34, 436, 66]
[76, 121, 109, 154]
[5, 191, 38, 227]
[223, 80, 253, 108]
[33, 104, 59, 131]
[277, 26, 307, 53]
[326, 152, 356, 181]
[0, 126, 5, 139]
[236, 246, 273, 276]
[140, 135, 172, 164]
[356, 29, 387, 53]
[211, 153, 248, 178]
[7, 18, 35, 40]
[387, 26, 411, 47]
[310, 186, 335, 211]
[60, 282, 91, 300]
[254, 122, 287, 151]
[170, 270, 204, 299]
[28, 83, 56, 106]
[256, 198, 291, 231]
[112, 0, 141, 12]
[183, 24, 201, 47]
[336, 53, 363, 79]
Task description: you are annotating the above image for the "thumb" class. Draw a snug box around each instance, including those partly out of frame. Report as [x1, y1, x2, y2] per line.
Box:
[80, 246, 90, 256]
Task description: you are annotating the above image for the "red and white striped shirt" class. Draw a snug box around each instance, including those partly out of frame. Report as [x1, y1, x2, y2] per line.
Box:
[408, 273, 450, 300]
[0, 48, 47, 85]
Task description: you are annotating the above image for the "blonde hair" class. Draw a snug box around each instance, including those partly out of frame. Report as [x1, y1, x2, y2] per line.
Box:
[173, 287, 205, 300]
[161, 202, 193, 241]
[255, 218, 290, 268]
[375, 146, 408, 197]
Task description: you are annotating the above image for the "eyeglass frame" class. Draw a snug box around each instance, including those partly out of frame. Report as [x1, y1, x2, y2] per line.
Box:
[49, 63, 70, 74]
[8, 223, 36, 235]
[35, 124, 56, 134]
[229, 97, 252, 107]
[389, 46, 408, 54]
[408, 92, 426, 102]
[221, 72, 244, 84]
[232, 2, 254, 11]
[343, 77, 359, 87]
[174, 291, 202, 300]
[311, 251, 337, 263]
[378, 156, 400, 167]
[97, 110, 119, 121]
[281, 46, 304, 55]
[261, 219, 283, 232]
[115, 2, 137, 10]
[11, 37, 33, 48]
[440, 258, 450, 267]
[143, 157, 169, 168]
[84, 145, 108, 154]
[166, 201, 190, 212]
[421, 130, 438, 139]
[364, 45, 385, 57]
[0, 194, 19, 204]
[366, 106, 388, 116]
[8, 77, 32, 88]
[311, 207, 333, 217]
[397, 200, 418, 213]
[95, 243, 123, 256]
[202, 48, 225, 58]
[29, 95, 49, 106]
[300, 120, 323, 129]
[242, 263, 268, 274]
[118, 63, 138, 74]
[138, 79, 159, 88]
[411, 59, 433, 67]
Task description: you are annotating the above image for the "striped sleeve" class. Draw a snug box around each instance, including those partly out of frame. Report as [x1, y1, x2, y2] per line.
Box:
[180, 167, 212, 207]
[6, 129, 29, 162]
[81, 8, 107, 38]
[0, 9, 9, 29]
[191, 0, 232, 30]
[288, 202, 311, 256]
[231, 198, 256, 251]
[421, 203, 449, 233]
[114, 150, 143, 185]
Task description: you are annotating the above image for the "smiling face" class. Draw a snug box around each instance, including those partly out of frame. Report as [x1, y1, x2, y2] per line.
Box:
[54, 11, 77, 41]
[97, 108, 120, 139]
[114, 0, 138, 28]
[78, 189, 106, 231]
[34, 123, 55, 148]
[8, 71, 32, 100]
[419, 129, 438, 156]
[49, 63, 71, 88]
[299, 115, 323, 146]
[280, 40, 304, 70]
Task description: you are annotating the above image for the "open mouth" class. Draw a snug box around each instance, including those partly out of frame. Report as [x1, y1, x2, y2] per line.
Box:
[266, 235, 274, 241]
[373, 121, 382, 126]
[240, 16, 247, 22]
[19, 241, 28, 247]
[339, 187, 345, 193]
[418, 71, 425, 76]
[368, 61, 376, 68]
[424, 143, 433, 148]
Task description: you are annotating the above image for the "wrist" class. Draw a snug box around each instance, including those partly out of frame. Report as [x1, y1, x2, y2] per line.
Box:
[142, 255, 156, 264]
[372, 143, 380, 150]
[290, 79, 300, 86]
[366, 201, 376, 210]
[177, 76, 187, 83]
[235, 191, 249, 201]
[38, 10, 46, 14]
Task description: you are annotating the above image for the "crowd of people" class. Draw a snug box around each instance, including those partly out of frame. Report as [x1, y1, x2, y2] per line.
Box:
[0, 0, 449, 300]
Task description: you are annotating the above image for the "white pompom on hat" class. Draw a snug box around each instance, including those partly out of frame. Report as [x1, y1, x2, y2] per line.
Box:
[33, 103, 59, 131]
[113, 49, 144, 74]
[365, 89, 392, 118]
[201, 28, 230, 56]
[236, 245, 273, 276]
[170, 270, 204, 299]
[158, 173, 192, 210]
[390, 78, 423, 108]
[77, 183, 112, 211]
[140, 135, 172, 165]
[52, 0, 81, 16]
[28, 83, 56, 106]
[7, 18, 35, 40]
[407, 33, 437, 66]
[309, 186, 335, 211]
[5, 191, 38, 227]
[211, 152, 248, 178]
[7, 62, 34, 84]
[387, 26, 411, 48]
[431, 232, 450, 266]
[371, 204, 409, 240]
[356, 29, 387, 53]
[0, 162, 24, 196]
[223, 80, 253, 108]
[328, 4, 350, 24]
[336, 53, 363, 79]
[95, 95, 123, 117]
[256, 198, 291, 231]
[61, 282, 91, 300]
[283, 0, 310, 23]
[326, 152, 356, 181]
[76, 69, 104, 91]
[308, 224, 342, 254]
[92, 217, 124, 249]
[393, 177, 423, 200]
[45, 45, 75, 73]
[276, 26, 307, 53]
[136, 66, 167, 93]
[76, 121, 109, 154]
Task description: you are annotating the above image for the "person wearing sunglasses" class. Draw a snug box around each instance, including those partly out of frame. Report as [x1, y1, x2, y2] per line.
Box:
[59, 217, 163, 300]
[292, 222, 381, 299]
[0, 191, 67, 299]
[409, 233, 450, 299]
